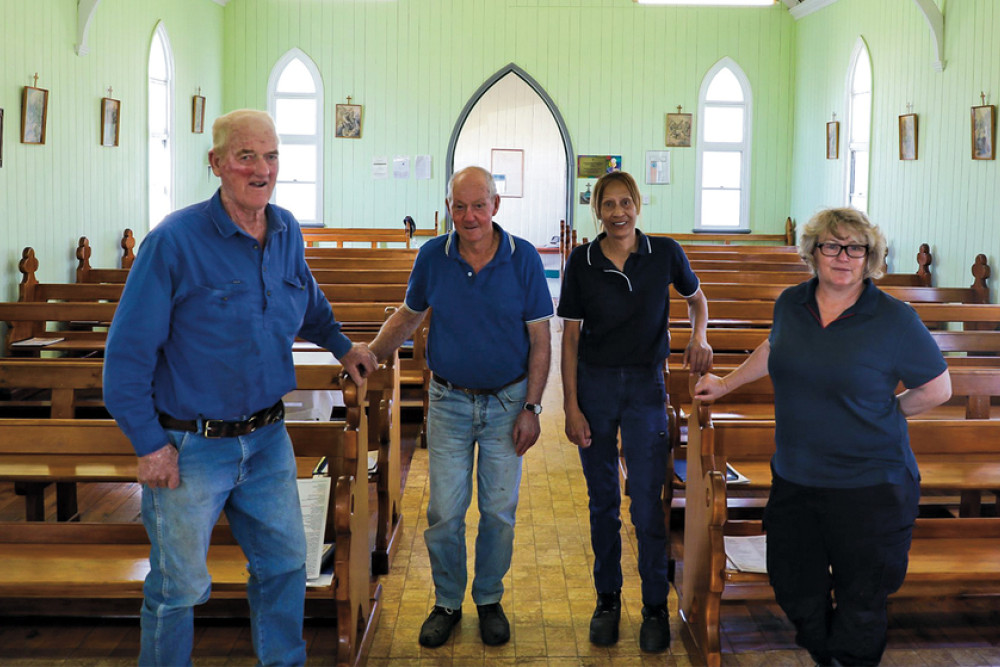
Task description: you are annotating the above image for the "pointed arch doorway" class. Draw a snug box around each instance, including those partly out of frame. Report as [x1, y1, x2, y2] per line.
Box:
[446, 64, 574, 247]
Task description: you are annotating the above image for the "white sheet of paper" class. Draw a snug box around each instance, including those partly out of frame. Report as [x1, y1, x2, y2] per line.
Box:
[724, 535, 768, 573]
[415, 154, 432, 180]
[298, 476, 332, 580]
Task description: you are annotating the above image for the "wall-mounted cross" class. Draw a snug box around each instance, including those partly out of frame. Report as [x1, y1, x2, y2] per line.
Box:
[676, 105, 682, 114]
[107, 86, 113, 97]
[347, 96, 352, 105]
[32, 72, 38, 87]
[982, 92, 987, 106]
[906, 102, 913, 114]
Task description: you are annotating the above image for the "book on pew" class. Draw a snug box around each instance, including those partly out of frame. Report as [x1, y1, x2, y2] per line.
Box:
[10, 336, 65, 347]
[297, 474, 333, 582]
[673, 459, 750, 485]
[724, 535, 767, 573]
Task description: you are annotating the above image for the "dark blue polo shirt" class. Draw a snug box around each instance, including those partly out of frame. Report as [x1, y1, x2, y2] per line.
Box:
[768, 278, 947, 489]
[403, 223, 553, 390]
[557, 230, 700, 367]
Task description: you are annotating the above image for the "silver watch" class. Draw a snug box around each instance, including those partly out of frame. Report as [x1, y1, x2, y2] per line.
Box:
[523, 402, 542, 415]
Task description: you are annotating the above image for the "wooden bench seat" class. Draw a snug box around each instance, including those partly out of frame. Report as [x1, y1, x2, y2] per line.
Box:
[302, 227, 412, 248]
[678, 401, 1000, 667]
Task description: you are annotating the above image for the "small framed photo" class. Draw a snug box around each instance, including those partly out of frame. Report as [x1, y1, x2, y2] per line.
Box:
[192, 94, 206, 133]
[101, 97, 120, 147]
[21, 86, 48, 144]
[971, 104, 995, 160]
[665, 112, 692, 147]
[826, 121, 840, 160]
[335, 103, 363, 139]
[898, 113, 918, 160]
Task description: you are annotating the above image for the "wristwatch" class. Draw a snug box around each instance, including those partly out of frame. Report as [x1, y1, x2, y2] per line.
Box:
[523, 402, 543, 415]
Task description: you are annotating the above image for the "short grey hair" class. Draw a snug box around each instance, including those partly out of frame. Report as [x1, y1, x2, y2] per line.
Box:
[798, 207, 888, 280]
[212, 109, 277, 157]
[447, 166, 498, 202]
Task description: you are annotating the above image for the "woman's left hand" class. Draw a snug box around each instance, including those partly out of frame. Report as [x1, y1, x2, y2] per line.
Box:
[684, 338, 713, 373]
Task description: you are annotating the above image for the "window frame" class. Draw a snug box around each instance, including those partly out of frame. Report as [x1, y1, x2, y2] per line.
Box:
[695, 57, 753, 232]
[147, 22, 175, 229]
[267, 48, 324, 226]
[844, 37, 872, 213]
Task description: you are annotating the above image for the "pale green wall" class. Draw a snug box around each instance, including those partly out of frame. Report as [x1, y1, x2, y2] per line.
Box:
[0, 0, 222, 301]
[221, 0, 796, 239]
[790, 0, 999, 296]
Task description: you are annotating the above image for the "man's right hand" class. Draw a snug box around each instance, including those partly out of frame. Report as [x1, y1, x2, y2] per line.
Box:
[138, 444, 180, 489]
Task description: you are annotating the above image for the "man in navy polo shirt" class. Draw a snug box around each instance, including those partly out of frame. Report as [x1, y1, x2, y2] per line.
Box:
[370, 166, 553, 648]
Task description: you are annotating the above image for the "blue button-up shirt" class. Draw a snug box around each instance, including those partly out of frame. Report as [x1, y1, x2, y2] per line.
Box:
[104, 190, 353, 456]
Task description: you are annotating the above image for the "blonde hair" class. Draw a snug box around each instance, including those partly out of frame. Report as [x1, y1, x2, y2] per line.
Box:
[798, 208, 888, 280]
[211, 109, 277, 156]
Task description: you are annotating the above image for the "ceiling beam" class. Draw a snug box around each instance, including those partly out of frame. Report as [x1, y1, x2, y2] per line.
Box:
[75, 0, 100, 56]
[912, 0, 946, 71]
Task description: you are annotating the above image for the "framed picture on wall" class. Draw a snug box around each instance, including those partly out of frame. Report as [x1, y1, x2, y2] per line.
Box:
[335, 103, 363, 139]
[101, 97, 120, 147]
[898, 113, 917, 160]
[192, 94, 206, 133]
[971, 104, 995, 160]
[491, 148, 524, 197]
[0, 108, 4, 167]
[21, 86, 48, 144]
[665, 112, 692, 147]
[826, 121, 840, 159]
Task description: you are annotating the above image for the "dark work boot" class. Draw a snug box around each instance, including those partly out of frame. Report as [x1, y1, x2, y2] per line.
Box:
[418, 606, 462, 647]
[639, 603, 670, 653]
[589, 591, 621, 646]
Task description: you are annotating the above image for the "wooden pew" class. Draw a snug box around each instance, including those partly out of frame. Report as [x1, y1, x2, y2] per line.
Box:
[304, 247, 418, 261]
[0, 371, 375, 666]
[301, 227, 412, 248]
[678, 400, 1000, 667]
[657, 217, 797, 245]
[75, 235, 131, 284]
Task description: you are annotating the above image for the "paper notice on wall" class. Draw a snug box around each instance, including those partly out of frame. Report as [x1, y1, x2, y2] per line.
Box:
[415, 154, 432, 180]
[372, 156, 389, 179]
[298, 475, 332, 581]
[393, 155, 410, 179]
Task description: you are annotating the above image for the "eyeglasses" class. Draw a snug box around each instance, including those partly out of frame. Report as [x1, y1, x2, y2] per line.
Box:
[815, 242, 869, 259]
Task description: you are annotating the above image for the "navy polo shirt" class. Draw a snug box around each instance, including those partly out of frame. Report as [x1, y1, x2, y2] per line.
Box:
[402, 223, 553, 389]
[557, 230, 700, 367]
[768, 278, 947, 489]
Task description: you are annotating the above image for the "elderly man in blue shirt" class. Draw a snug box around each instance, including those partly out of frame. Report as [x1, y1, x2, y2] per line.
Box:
[103, 109, 376, 667]
[369, 166, 553, 649]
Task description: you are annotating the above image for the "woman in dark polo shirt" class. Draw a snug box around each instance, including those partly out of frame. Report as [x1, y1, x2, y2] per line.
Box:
[558, 170, 712, 653]
[695, 208, 951, 666]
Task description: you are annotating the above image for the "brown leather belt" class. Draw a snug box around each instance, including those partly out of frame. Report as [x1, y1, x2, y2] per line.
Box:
[158, 401, 284, 439]
[431, 372, 526, 396]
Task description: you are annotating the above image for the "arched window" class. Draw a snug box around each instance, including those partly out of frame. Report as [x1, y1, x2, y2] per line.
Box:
[148, 23, 174, 228]
[268, 49, 323, 225]
[695, 58, 752, 231]
[845, 39, 872, 212]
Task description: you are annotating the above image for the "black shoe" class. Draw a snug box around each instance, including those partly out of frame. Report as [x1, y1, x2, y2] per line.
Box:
[476, 602, 510, 645]
[639, 603, 670, 653]
[418, 606, 462, 648]
[589, 591, 621, 646]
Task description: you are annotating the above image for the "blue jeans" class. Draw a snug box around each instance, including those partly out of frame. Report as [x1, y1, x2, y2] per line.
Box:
[140, 420, 308, 667]
[576, 361, 670, 606]
[424, 376, 527, 609]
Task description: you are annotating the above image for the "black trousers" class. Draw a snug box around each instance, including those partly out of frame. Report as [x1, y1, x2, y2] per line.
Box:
[763, 470, 919, 666]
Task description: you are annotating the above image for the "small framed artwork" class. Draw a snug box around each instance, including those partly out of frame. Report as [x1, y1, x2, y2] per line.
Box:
[335, 103, 363, 139]
[192, 94, 205, 133]
[100, 97, 120, 147]
[665, 113, 692, 147]
[577, 155, 621, 178]
[21, 86, 49, 144]
[0, 108, 4, 167]
[491, 148, 524, 198]
[898, 113, 918, 160]
[826, 121, 840, 160]
[971, 104, 995, 160]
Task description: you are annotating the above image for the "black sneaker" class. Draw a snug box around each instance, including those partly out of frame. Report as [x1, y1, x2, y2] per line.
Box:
[418, 606, 462, 648]
[639, 603, 670, 653]
[589, 591, 621, 646]
[476, 602, 510, 645]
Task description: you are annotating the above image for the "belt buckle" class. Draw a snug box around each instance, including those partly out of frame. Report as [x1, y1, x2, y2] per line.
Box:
[202, 419, 228, 438]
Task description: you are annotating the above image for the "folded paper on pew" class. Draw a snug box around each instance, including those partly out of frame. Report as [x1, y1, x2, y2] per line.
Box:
[10, 336, 65, 347]
[297, 474, 333, 581]
[674, 459, 750, 485]
[725, 535, 768, 573]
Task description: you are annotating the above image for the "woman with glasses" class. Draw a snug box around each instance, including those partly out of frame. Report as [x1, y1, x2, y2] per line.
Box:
[558, 171, 712, 653]
[695, 207, 951, 666]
